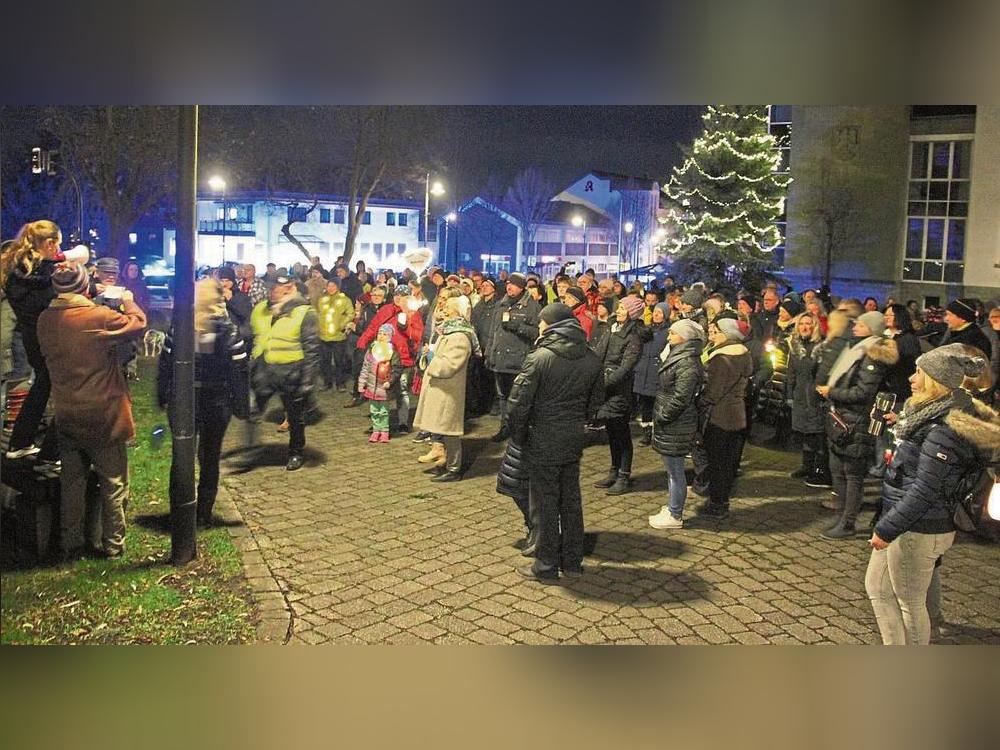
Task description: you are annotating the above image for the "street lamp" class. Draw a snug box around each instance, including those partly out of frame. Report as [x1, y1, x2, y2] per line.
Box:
[423, 173, 446, 248]
[623, 221, 635, 270]
[572, 214, 588, 261]
[208, 175, 227, 263]
[444, 211, 457, 270]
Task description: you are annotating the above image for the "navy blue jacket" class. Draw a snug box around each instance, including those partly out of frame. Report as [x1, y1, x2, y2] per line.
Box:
[633, 322, 669, 398]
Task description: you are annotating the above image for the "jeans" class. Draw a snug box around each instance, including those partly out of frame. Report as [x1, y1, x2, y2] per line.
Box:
[690, 441, 709, 493]
[390, 368, 412, 428]
[704, 424, 741, 510]
[637, 394, 655, 424]
[59, 430, 128, 555]
[661, 454, 688, 519]
[319, 340, 351, 387]
[865, 531, 955, 645]
[605, 416, 633, 475]
[828, 451, 871, 527]
[494, 371, 516, 426]
[530, 460, 584, 574]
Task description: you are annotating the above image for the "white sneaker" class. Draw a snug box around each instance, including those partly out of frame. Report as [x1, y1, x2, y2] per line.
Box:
[648, 507, 683, 529]
[5, 446, 40, 459]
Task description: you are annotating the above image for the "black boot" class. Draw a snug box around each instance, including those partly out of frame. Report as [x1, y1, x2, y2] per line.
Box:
[638, 425, 652, 446]
[790, 449, 810, 479]
[822, 484, 862, 539]
[605, 471, 631, 496]
[805, 467, 833, 489]
[520, 526, 539, 557]
[593, 468, 618, 489]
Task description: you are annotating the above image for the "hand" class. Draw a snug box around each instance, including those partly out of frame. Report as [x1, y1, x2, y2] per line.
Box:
[869, 533, 889, 550]
[381, 381, 390, 390]
[120, 289, 134, 304]
[95, 283, 107, 295]
[222, 287, 233, 301]
[815, 385, 830, 398]
[884, 411, 898, 425]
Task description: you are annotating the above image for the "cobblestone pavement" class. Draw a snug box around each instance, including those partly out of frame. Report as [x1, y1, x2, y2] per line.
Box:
[219, 389, 1000, 645]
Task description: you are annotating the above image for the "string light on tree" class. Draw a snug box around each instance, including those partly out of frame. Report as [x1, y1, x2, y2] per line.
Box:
[663, 105, 791, 290]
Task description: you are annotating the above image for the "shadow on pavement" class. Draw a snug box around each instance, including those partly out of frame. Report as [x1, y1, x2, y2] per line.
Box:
[457, 437, 503, 480]
[223, 445, 327, 475]
[937, 622, 1000, 645]
[561, 567, 712, 606]
[682, 498, 826, 534]
[584, 530, 686, 563]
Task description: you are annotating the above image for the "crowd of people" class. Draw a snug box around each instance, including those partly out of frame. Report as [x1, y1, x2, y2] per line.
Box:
[3, 220, 999, 645]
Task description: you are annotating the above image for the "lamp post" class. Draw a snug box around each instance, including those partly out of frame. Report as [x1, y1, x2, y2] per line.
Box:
[572, 214, 587, 267]
[208, 175, 226, 264]
[423, 172, 446, 250]
[623, 221, 634, 272]
[444, 211, 457, 270]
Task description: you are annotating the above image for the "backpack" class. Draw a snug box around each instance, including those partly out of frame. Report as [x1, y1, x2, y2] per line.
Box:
[952, 462, 998, 540]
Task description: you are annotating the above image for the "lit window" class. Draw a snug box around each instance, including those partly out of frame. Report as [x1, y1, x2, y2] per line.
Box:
[334, 209, 345, 224]
[320, 208, 331, 223]
[386, 212, 396, 226]
[362, 211, 371, 225]
[398, 213, 408, 227]
[129, 233, 138, 244]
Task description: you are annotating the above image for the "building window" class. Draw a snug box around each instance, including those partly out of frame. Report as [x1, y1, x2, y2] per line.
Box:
[903, 138, 971, 284]
[374, 243, 383, 260]
[361, 243, 371, 253]
[287, 206, 309, 223]
[320, 208, 331, 223]
[362, 211, 371, 225]
[397, 243, 406, 255]
[768, 105, 791, 268]
[386, 212, 396, 226]
[398, 212, 408, 227]
[334, 242, 344, 254]
[385, 243, 394, 257]
[334, 208, 345, 224]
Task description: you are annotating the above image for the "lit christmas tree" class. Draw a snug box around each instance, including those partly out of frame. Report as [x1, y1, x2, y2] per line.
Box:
[664, 105, 790, 291]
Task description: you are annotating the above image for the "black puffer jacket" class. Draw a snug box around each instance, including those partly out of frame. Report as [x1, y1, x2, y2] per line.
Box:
[883, 329, 921, 403]
[632, 322, 669, 398]
[825, 337, 899, 460]
[651, 338, 705, 456]
[507, 317, 604, 467]
[592, 318, 642, 421]
[471, 296, 501, 365]
[3, 260, 57, 337]
[785, 336, 825, 434]
[755, 319, 794, 423]
[495, 439, 529, 500]
[487, 291, 540, 374]
[876, 392, 999, 543]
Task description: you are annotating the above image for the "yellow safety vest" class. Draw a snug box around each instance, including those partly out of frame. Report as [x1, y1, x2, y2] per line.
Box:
[251, 301, 309, 364]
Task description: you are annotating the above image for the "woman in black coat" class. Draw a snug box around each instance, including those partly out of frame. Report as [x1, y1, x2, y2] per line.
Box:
[632, 302, 671, 446]
[785, 313, 829, 487]
[866, 345, 995, 644]
[647, 320, 705, 529]
[591, 297, 644, 495]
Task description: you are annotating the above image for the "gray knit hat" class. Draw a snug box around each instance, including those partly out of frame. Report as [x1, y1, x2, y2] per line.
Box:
[51, 261, 90, 295]
[916, 343, 987, 389]
[714, 317, 745, 341]
[680, 289, 705, 308]
[669, 318, 704, 342]
[856, 310, 886, 335]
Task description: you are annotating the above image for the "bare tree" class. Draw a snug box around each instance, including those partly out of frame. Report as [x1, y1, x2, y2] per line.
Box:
[44, 107, 177, 262]
[608, 178, 655, 269]
[797, 156, 862, 290]
[502, 167, 554, 264]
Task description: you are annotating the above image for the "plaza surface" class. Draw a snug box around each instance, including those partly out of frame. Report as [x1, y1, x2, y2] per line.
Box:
[218, 389, 1000, 645]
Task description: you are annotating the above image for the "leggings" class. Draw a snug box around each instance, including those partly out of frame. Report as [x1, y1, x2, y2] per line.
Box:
[605, 416, 633, 475]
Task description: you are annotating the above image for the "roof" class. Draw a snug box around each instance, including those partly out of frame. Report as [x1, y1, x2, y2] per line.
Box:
[543, 201, 609, 227]
[590, 170, 659, 191]
[197, 190, 423, 209]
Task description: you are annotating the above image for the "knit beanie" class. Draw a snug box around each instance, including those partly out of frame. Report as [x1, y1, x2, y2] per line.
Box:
[377, 323, 395, 338]
[653, 302, 672, 321]
[680, 289, 704, 308]
[916, 343, 986, 389]
[51, 261, 89, 295]
[539, 302, 575, 325]
[564, 287, 586, 306]
[946, 298, 977, 323]
[856, 310, 886, 335]
[619, 295, 645, 320]
[480, 277, 496, 292]
[669, 318, 704, 342]
[507, 272, 528, 289]
[715, 317, 745, 341]
[392, 284, 408, 297]
[217, 266, 237, 283]
[780, 298, 803, 317]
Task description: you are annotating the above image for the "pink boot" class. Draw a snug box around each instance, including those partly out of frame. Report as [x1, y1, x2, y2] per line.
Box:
[378, 431, 390, 443]
[368, 431, 379, 443]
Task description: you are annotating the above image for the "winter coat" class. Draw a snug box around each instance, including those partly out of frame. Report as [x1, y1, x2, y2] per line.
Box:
[338, 273, 364, 304]
[651, 338, 705, 456]
[496, 440, 529, 501]
[876, 391, 1000, 543]
[592, 318, 642, 421]
[758, 308, 781, 342]
[941, 321, 992, 358]
[250, 295, 322, 400]
[3, 260, 57, 340]
[412, 327, 473, 436]
[785, 336, 825, 434]
[506, 318, 604, 467]
[825, 336, 899, 460]
[36, 293, 146, 444]
[487, 291, 540, 374]
[157, 314, 251, 420]
[357, 343, 402, 401]
[756, 318, 794, 422]
[225, 287, 254, 345]
[883, 329, 921, 403]
[702, 341, 754, 432]
[354, 301, 383, 346]
[571, 302, 594, 341]
[813, 332, 851, 386]
[316, 291, 354, 342]
[589, 320, 610, 353]
[357, 302, 424, 368]
[471, 296, 501, 363]
[633, 322, 669, 398]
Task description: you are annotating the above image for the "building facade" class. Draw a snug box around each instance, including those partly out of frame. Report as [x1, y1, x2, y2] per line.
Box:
[782, 105, 999, 305]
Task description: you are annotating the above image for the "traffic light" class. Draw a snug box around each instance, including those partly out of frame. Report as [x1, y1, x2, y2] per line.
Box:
[31, 147, 43, 174]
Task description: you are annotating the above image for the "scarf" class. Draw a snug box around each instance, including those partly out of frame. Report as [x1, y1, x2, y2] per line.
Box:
[892, 391, 960, 443]
[439, 316, 481, 358]
[826, 334, 879, 387]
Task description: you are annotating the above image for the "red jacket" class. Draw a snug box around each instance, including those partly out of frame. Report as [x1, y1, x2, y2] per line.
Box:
[357, 302, 424, 367]
[572, 303, 594, 340]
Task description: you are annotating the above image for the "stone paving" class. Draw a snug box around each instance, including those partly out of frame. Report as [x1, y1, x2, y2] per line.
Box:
[218, 388, 1000, 645]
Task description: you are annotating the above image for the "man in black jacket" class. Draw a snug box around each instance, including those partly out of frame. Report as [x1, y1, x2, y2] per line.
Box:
[507, 303, 604, 582]
[470, 277, 500, 416]
[487, 273, 540, 441]
[940, 298, 992, 356]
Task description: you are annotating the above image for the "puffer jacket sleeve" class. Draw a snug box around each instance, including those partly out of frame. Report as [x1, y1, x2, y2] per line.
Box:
[605, 327, 641, 388]
[830, 356, 884, 406]
[299, 307, 322, 392]
[655, 356, 702, 425]
[507, 350, 542, 447]
[874, 425, 963, 543]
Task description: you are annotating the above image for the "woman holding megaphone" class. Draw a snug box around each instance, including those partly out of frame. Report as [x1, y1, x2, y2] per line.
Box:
[1, 220, 89, 462]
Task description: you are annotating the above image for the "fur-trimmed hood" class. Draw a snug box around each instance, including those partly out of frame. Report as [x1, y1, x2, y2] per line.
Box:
[946, 397, 1000, 454]
[864, 336, 899, 366]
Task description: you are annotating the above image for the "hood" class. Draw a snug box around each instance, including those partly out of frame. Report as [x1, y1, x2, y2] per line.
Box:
[946, 396, 1000, 454]
[706, 341, 748, 361]
[537, 318, 588, 360]
[661, 337, 703, 368]
[864, 336, 900, 366]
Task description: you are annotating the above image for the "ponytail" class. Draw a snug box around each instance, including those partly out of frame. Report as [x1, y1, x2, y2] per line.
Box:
[0, 220, 61, 288]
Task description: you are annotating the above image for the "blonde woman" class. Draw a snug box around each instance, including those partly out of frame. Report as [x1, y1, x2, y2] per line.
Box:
[866, 344, 995, 644]
[785, 312, 829, 487]
[1, 220, 63, 460]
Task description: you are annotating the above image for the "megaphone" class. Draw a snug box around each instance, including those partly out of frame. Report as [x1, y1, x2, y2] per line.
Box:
[56, 244, 91, 264]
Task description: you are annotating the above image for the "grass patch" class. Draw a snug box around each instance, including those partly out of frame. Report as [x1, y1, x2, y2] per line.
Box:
[1, 359, 257, 645]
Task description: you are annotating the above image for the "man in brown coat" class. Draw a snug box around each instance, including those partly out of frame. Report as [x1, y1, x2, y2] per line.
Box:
[37, 261, 146, 559]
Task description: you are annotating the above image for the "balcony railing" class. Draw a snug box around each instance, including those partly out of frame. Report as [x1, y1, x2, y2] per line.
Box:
[198, 220, 256, 235]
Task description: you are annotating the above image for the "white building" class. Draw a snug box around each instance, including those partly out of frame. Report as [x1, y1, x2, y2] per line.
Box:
[161, 191, 425, 271]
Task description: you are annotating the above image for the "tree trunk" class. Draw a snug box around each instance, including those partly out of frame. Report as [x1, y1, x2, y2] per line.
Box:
[279, 201, 318, 263]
